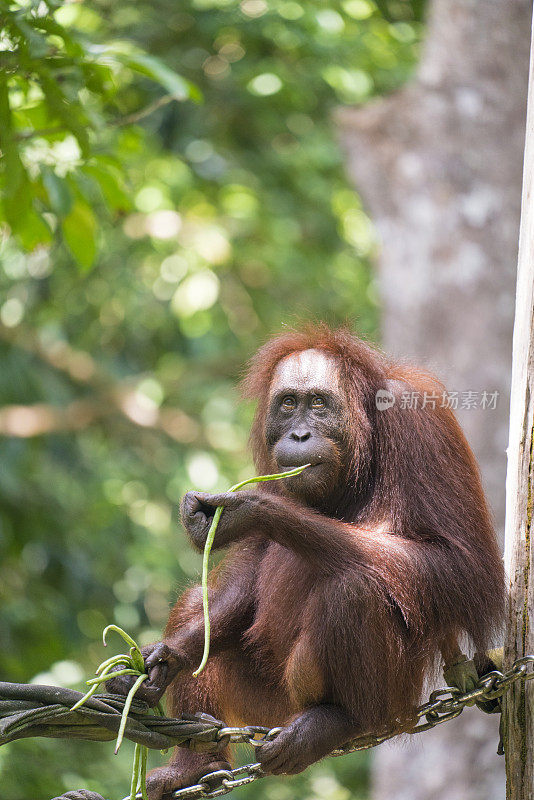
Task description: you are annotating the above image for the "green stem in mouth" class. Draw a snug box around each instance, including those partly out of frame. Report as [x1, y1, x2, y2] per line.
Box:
[193, 463, 311, 677]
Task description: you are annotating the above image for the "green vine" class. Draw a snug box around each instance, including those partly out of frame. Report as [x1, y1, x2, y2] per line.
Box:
[193, 464, 310, 677]
[72, 625, 163, 800]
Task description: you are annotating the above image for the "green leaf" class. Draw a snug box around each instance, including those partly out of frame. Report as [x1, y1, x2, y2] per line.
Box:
[26, 15, 85, 59]
[38, 67, 91, 157]
[93, 46, 202, 103]
[123, 52, 198, 100]
[11, 17, 49, 59]
[83, 164, 131, 213]
[12, 102, 50, 133]
[41, 167, 72, 216]
[0, 78, 32, 231]
[16, 205, 53, 250]
[62, 200, 97, 270]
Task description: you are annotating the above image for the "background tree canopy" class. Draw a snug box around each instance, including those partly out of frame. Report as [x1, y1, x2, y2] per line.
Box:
[0, 1, 424, 797]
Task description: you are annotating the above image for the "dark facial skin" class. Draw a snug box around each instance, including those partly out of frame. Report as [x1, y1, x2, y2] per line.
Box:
[265, 349, 348, 505]
[266, 386, 346, 504]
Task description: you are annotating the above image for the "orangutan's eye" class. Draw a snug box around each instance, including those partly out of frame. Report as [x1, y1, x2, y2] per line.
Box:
[281, 396, 296, 411]
[311, 395, 326, 409]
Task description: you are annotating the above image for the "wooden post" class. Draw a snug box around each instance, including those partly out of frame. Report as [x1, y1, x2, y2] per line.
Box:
[503, 9, 534, 800]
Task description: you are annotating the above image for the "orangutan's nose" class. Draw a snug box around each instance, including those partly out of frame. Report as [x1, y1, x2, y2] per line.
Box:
[290, 428, 311, 443]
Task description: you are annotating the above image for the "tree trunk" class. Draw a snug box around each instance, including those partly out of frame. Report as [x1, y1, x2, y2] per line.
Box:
[502, 11, 534, 798]
[337, 1, 531, 798]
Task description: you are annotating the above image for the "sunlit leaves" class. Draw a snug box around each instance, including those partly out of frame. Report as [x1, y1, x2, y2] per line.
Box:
[0, 0, 199, 271]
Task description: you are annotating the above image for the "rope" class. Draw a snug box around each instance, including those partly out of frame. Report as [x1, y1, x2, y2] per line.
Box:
[0, 682, 223, 752]
[2, 655, 533, 800]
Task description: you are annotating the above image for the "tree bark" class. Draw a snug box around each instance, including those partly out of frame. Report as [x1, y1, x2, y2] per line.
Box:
[337, 1, 531, 798]
[502, 11, 534, 798]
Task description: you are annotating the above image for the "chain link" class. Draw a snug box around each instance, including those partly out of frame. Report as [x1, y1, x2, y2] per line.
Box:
[123, 656, 534, 800]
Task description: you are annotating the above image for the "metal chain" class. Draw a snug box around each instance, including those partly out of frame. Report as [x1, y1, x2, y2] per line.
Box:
[123, 656, 534, 800]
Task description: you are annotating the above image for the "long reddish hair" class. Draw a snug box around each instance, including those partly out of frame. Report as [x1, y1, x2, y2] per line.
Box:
[243, 324, 504, 659]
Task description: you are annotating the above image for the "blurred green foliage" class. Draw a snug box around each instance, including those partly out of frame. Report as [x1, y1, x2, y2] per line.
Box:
[0, 0, 199, 264]
[0, 0, 424, 797]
